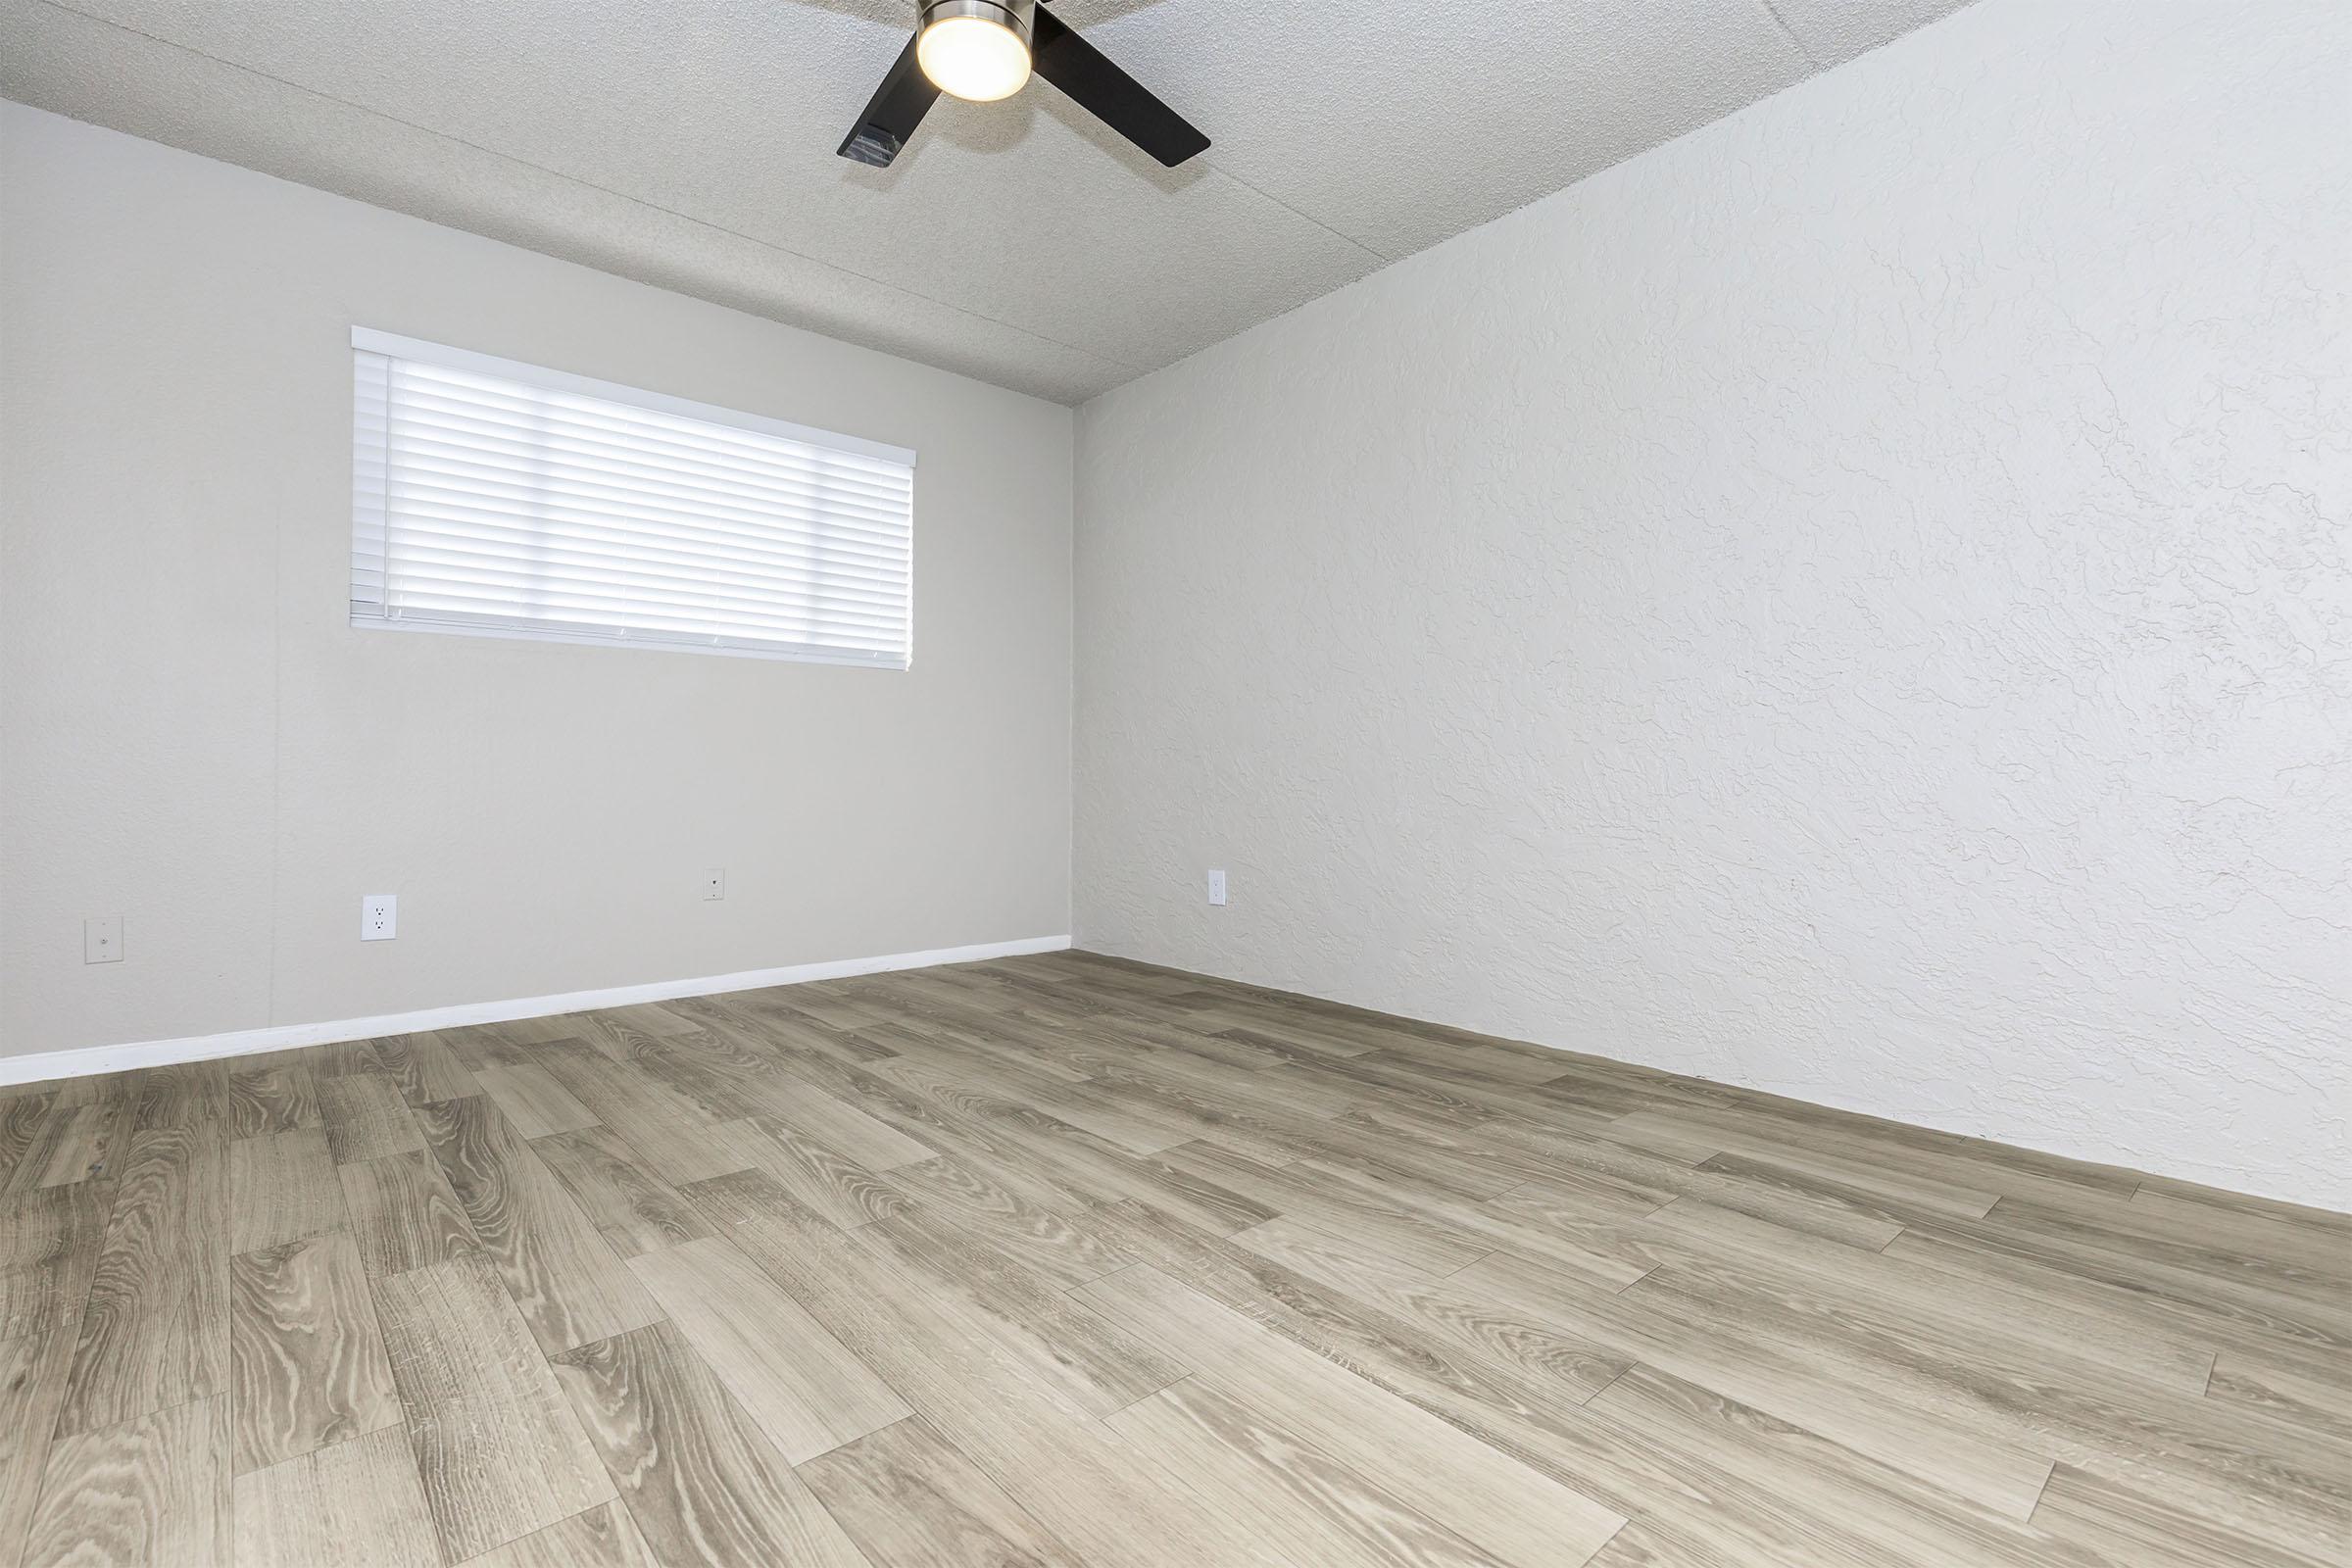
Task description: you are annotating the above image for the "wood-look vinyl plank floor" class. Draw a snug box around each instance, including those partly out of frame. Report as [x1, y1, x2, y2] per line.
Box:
[461, 1501, 661, 1568]
[23, 1396, 229, 1568]
[7, 1102, 131, 1195]
[318, 1075, 425, 1166]
[0, 1182, 113, 1344]
[226, 1231, 400, 1474]
[372, 1252, 615, 1562]
[532, 1046, 753, 1187]
[228, 1421, 439, 1568]
[124, 1062, 228, 1135]
[413, 1096, 662, 1355]
[472, 1064, 600, 1141]
[363, 1033, 480, 1108]
[530, 1123, 713, 1259]
[1075, 1260, 1629, 1568]
[0, 1100, 55, 1190]
[221, 1059, 318, 1143]
[54, 1127, 228, 1440]
[548, 1320, 870, 1568]
[2205, 1348, 2352, 1443]
[336, 1149, 481, 1279]
[0, 951, 2340, 1567]
[0, 1331, 77, 1568]
[1101, 1376, 1513, 1568]
[707, 1113, 913, 1232]
[797, 1414, 1087, 1568]
[227, 1128, 346, 1255]
[625, 1235, 910, 1464]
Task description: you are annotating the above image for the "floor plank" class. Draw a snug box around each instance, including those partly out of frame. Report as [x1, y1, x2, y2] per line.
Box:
[706, 1113, 912, 1231]
[373, 1252, 615, 1562]
[533, 1047, 752, 1186]
[549, 1320, 874, 1568]
[0, 1098, 55, 1189]
[0, 1183, 113, 1344]
[472, 1065, 598, 1141]
[1103, 1376, 1512, 1568]
[223, 1060, 319, 1142]
[366, 1033, 480, 1107]
[1636, 1197, 2219, 1396]
[126, 1062, 228, 1134]
[414, 1097, 661, 1354]
[749, 1077, 939, 1171]
[460, 1501, 661, 1568]
[530, 1124, 712, 1258]
[0, 1332, 76, 1568]
[798, 1414, 1085, 1568]
[881, 1152, 1133, 1289]
[1231, 1213, 1631, 1402]
[699, 1187, 1279, 1568]
[1152, 1142, 1493, 1277]
[1589, 1363, 2095, 1568]
[857, 1202, 1186, 1422]
[1075, 1261, 1628, 1568]
[1450, 1246, 2058, 1521]
[228, 1129, 347, 1254]
[228, 1231, 401, 1473]
[24, 1396, 228, 1568]
[337, 1150, 481, 1278]
[2030, 1461, 2335, 1568]
[318, 1076, 425, 1165]
[624, 1234, 910, 1464]
[55, 1128, 228, 1439]
[229, 1422, 441, 1568]
[7, 1102, 130, 1194]
[2205, 1348, 2352, 1443]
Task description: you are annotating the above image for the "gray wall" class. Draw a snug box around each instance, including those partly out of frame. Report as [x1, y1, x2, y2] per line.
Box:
[1, 103, 1074, 1056]
[1073, 0, 2352, 1207]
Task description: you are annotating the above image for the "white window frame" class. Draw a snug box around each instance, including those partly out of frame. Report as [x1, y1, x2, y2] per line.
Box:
[350, 326, 917, 669]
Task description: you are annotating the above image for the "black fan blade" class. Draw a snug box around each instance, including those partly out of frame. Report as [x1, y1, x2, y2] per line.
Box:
[1031, 5, 1208, 168]
[837, 31, 939, 168]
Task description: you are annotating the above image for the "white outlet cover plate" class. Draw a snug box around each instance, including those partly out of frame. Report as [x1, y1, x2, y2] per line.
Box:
[1207, 869, 1227, 906]
[362, 894, 397, 941]
[84, 915, 122, 963]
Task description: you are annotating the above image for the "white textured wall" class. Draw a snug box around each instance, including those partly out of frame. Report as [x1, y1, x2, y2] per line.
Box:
[2, 104, 1073, 1058]
[1075, 0, 2352, 1207]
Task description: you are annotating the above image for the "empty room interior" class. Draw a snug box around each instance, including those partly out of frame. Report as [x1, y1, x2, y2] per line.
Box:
[2, 0, 2347, 1564]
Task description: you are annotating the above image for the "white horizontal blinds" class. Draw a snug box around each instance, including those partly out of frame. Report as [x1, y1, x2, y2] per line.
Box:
[349, 332, 913, 668]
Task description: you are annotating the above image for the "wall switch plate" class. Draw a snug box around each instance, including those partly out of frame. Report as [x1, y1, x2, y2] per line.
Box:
[703, 868, 726, 902]
[84, 916, 122, 963]
[1206, 869, 1227, 906]
[362, 894, 397, 941]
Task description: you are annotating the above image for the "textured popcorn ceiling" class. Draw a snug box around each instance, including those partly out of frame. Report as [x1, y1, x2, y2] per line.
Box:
[0, 0, 1966, 403]
[1074, 0, 2352, 1208]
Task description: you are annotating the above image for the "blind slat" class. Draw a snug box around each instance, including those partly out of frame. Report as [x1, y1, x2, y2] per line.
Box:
[379, 524, 911, 610]
[351, 342, 913, 668]
[380, 396, 918, 516]
[377, 465, 916, 564]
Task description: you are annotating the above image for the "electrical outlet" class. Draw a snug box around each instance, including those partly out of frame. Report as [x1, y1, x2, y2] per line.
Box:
[703, 867, 726, 902]
[362, 894, 397, 941]
[1206, 868, 1227, 906]
[84, 916, 122, 963]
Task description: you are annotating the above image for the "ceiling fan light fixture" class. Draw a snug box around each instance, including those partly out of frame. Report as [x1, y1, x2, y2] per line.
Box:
[915, 0, 1035, 103]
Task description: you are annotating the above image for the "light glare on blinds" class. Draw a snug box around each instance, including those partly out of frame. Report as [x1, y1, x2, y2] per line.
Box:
[351, 328, 914, 668]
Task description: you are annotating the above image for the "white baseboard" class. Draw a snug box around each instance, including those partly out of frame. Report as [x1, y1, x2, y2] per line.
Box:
[0, 935, 1072, 1087]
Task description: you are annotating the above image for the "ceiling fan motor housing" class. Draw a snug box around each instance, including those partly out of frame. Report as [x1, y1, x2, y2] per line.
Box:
[842, 0, 1207, 170]
[918, 0, 1036, 49]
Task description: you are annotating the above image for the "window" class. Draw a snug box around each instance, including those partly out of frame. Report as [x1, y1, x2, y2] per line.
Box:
[350, 328, 914, 668]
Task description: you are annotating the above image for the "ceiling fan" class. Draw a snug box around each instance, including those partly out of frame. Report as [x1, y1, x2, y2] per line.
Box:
[838, 0, 1209, 172]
